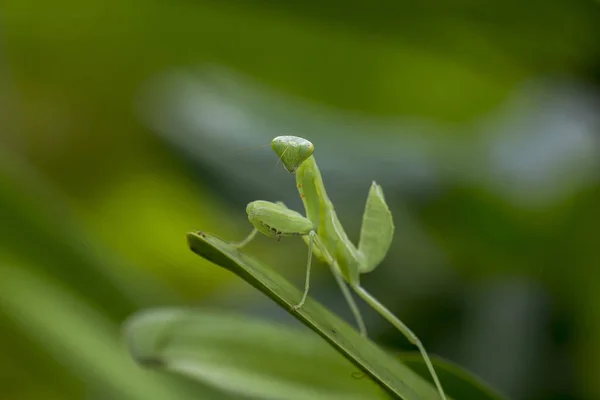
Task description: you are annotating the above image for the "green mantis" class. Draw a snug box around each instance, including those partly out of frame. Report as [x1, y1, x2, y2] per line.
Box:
[233, 136, 447, 400]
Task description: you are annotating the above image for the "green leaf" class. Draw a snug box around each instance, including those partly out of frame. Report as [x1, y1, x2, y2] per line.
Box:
[125, 308, 391, 400]
[0, 262, 222, 400]
[396, 354, 506, 400]
[186, 231, 444, 400]
[125, 307, 506, 400]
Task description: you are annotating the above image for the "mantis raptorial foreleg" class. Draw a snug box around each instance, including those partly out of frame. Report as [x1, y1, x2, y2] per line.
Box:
[231, 201, 287, 248]
[231, 201, 367, 336]
[230, 136, 447, 400]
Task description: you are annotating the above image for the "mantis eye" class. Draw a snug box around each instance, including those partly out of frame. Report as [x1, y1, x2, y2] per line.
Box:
[272, 136, 314, 173]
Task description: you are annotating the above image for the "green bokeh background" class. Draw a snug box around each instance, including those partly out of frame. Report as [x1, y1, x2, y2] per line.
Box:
[1, 1, 599, 399]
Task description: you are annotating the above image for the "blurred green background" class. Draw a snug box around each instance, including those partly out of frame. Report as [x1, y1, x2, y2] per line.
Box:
[2, 0, 600, 399]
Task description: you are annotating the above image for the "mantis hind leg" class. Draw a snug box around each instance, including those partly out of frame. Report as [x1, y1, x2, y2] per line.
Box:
[330, 267, 368, 337]
[351, 284, 447, 400]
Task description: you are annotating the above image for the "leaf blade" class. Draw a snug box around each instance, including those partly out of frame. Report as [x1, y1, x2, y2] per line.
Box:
[125, 308, 392, 400]
[187, 231, 443, 400]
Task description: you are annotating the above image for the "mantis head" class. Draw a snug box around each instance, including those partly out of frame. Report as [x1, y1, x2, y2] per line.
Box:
[272, 136, 314, 173]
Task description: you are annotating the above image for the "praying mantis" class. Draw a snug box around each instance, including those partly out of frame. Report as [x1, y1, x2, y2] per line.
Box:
[232, 136, 447, 400]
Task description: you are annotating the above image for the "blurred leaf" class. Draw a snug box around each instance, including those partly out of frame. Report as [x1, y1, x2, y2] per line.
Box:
[397, 354, 505, 400]
[0, 152, 227, 398]
[0, 151, 165, 316]
[0, 262, 230, 400]
[78, 166, 239, 298]
[125, 308, 506, 400]
[125, 308, 391, 400]
[187, 231, 447, 400]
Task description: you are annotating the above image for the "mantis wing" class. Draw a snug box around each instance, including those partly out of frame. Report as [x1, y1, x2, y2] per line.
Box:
[358, 182, 394, 274]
